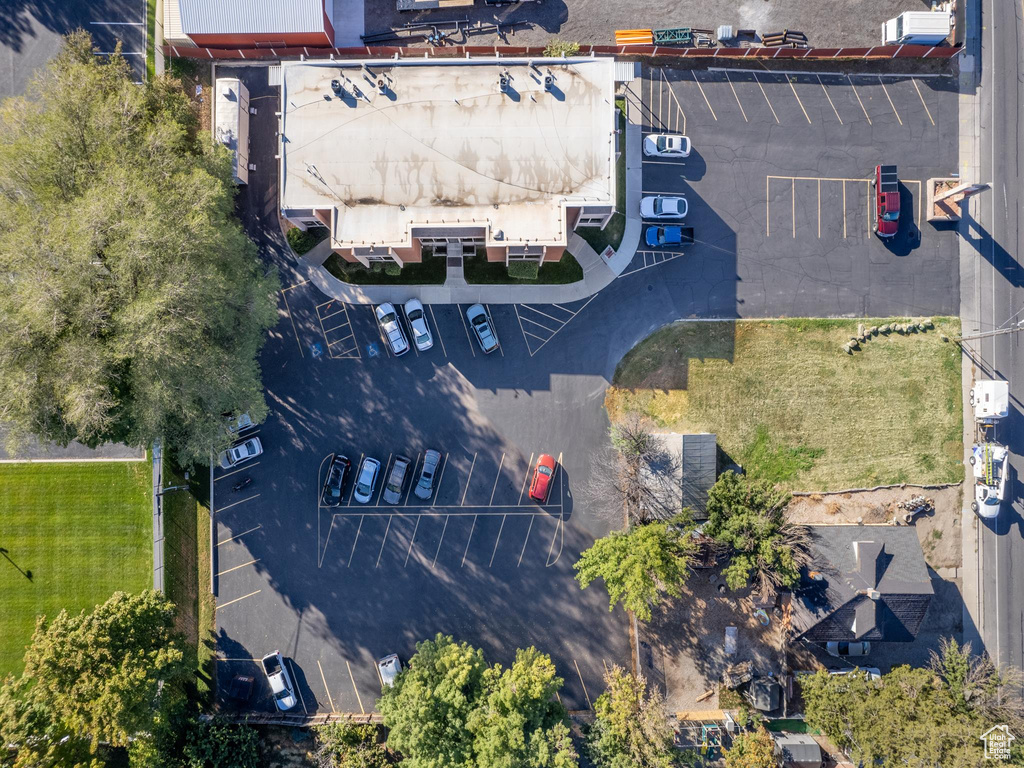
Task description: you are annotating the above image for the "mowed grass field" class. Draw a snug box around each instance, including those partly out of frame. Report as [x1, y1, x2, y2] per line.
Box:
[0, 462, 151, 678]
[606, 318, 963, 491]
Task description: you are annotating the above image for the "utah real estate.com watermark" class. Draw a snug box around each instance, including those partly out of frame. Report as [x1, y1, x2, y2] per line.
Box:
[981, 725, 1015, 760]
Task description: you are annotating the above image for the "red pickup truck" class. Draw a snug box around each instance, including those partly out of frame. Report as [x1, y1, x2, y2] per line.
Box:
[872, 164, 900, 238]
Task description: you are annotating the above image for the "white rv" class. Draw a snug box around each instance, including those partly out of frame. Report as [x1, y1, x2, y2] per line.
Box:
[971, 380, 1009, 424]
[882, 11, 951, 45]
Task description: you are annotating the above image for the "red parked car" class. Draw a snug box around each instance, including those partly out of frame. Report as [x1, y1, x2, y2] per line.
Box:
[528, 454, 557, 503]
[872, 164, 900, 238]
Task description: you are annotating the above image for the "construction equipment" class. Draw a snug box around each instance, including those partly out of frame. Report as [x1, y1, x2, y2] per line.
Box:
[615, 29, 654, 45]
[701, 724, 723, 755]
[652, 27, 692, 45]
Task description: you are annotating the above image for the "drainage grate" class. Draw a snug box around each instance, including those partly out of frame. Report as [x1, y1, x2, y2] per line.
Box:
[447, 256, 462, 267]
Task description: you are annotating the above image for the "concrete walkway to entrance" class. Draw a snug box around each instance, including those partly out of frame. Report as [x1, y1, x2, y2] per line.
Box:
[297, 103, 644, 306]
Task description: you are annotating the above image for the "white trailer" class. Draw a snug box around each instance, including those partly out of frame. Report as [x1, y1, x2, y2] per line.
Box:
[215, 78, 250, 185]
[971, 380, 1009, 424]
[881, 11, 951, 45]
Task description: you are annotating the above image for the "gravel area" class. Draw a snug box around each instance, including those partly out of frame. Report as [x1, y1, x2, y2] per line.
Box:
[362, 0, 934, 48]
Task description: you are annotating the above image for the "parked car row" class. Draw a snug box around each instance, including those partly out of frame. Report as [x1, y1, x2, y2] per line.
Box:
[259, 649, 404, 712]
[375, 301, 499, 356]
[322, 452, 557, 506]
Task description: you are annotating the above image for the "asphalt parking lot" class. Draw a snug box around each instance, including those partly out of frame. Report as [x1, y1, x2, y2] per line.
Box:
[214, 284, 631, 715]
[1, 0, 147, 97]
[633, 65, 960, 317]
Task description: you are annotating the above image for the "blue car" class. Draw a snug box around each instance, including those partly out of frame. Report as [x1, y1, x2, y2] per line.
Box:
[645, 226, 683, 247]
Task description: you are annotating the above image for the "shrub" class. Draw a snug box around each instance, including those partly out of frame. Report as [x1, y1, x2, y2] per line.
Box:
[543, 39, 581, 57]
[384, 263, 403, 277]
[286, 225, 328, 255]
[508, 260, 540, 280]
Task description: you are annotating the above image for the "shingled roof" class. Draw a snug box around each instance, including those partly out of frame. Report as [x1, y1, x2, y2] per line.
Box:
[790, 526, 933, 643]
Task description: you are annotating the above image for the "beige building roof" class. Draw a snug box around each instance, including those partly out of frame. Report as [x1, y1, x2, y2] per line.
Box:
[279, 58, 616, 250]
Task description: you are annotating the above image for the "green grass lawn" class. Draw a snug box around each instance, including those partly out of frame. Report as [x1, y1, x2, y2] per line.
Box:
[606, 318, 963, 490]
[463, 250, 584, 285]
[0, 462, 152, 678]
[325, 252, 447, 285]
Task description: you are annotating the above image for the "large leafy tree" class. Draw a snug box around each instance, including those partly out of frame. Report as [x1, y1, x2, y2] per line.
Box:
[21, 590, 185, 749]
[723, 727, 776, 768]
[0, 32, 278, 464]
[585, 666, 674, 768]
[574, 514, 697, 621]
[0, 675, 100, 768]
[378, 634, 487, 768]
[703, 471, 809, 597]
[468, 647, 577, 768]
[379, 635, 576, 768]
[801, 641, 1024, 767]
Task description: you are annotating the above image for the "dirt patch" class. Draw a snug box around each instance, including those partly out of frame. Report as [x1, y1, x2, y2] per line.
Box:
[786, 484, 963, 569]
[639, 570, 786, 714]
[259, 726, 317, 768]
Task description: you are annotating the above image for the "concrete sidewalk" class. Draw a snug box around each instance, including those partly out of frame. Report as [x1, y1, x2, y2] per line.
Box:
[298, 108, 643, 306]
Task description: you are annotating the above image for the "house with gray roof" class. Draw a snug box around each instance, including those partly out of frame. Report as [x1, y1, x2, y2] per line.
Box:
[791, 526, 933, 644]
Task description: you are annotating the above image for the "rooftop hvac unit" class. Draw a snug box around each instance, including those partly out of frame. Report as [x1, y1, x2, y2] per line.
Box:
[543, 74, 554, 90]
[377, 78, 387, 95]
[499, 74, 509, 92]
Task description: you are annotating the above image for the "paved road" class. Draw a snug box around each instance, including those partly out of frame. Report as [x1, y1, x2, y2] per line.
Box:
[962, 0, 1024, 678]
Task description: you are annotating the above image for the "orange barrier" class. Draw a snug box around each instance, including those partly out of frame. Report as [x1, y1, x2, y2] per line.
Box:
[615, 29, 654, 45]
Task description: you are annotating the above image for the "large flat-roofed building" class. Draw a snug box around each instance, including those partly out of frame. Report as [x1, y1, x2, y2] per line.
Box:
[279, 58, 617, 267]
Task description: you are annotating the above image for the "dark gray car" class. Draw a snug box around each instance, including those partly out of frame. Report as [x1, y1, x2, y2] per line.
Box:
[414, 449, 442, 500]
[383, 455, 412, 505]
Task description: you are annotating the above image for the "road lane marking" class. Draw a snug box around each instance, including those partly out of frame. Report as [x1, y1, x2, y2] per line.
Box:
[461, 515, 477, 567]
[488, 453, 506, 506]
[215, 558, 259, 577]
[818, 75, 843, 124]
[432, 515, 449, 568]
[489, 514, 507, 567]
[912, 79, 935, 126]
[878, 78, 903, 126]
[318, 660, 337, 713]
[218, 590, 261, 609]
[517, 515, 535, 566]
[848, 76, 871, 124]
[752, 73, 779, 124]
[347, 515, 363, 567]
[461, 452, 478, 506]
[725, 71, 748, 122]
[691, 72, 717, 120]
[375, 516, 393, 568]
[573, 659, 593, 709]
[788, 77, 811, 123]
[346, 660, 365, 714]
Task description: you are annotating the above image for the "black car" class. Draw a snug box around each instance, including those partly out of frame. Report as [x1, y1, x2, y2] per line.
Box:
[321, 454, 352, 506]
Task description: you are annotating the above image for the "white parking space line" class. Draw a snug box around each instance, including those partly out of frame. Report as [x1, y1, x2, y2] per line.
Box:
[517, 515, 535, 567]
[218, 589, 261, 609]
[457, 306, 476, 357]
[847, 76, 872, 124]
[432, 515, 450, 568]
[911, 79, 936, 127]
[751, 73, 780, 124]
[878, 78, 903, 126]
[787, 77, 812, 124]
[216, 558, 260, 577]
[489, 514, 507, 567]
[347, 516, 363, 567]
[402, 454, 422, 506]
[373, 454, 393, 506]
[346, 660, 365, 714]
[519, 314, 558, 334]
[725, 72, 748, 123]
[691, 72, 718, 121]
[461, 515, 477, 567]
[317, 660, 337, 713]
[659, 67, 687, 135]
[488, 453, 506, 506]
[404, 516, 420, 566]
[375, 516, 393, 568]
[217, 524, 262, 546]
[461, 452, 478, 506]
[427, 305, 448, 358]
[518, 452, 535, 505]
[319, 515, 337, 568]
[429, 453, 449, 506]
[217, 494, 260, 512]
[287, 660, 308, 714]
[216, 462, 260, 481]
[817, 76, 843, 125]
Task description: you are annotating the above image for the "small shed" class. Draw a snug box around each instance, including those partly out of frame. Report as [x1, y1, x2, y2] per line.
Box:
[681, 433, 717, 518]
[773, 732, 822, 768]
[215, 78, 250, 185]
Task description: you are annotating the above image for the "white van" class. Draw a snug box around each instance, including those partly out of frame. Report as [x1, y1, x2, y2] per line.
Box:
[882, 11, 951, 45]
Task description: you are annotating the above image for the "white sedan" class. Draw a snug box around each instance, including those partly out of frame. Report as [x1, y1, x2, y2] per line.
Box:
[218, 437, 263, 469]
[640, 195, 688, 220]
[403, 298, 433, 352]
[643, 134, 691, 158]
[375, 302, 409, 356]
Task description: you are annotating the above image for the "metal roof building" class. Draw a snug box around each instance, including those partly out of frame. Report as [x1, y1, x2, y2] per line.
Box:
[168, 0, 334, 48]
[681, 433, 718, 518]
